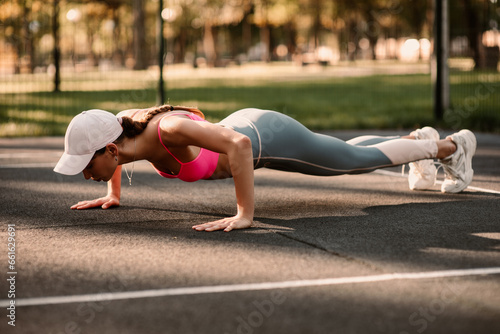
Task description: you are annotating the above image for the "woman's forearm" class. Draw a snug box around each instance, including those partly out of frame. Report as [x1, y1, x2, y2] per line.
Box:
[228, 136, 255, 220]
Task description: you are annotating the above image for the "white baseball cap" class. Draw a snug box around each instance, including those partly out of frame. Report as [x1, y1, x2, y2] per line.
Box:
[54, 109, 123, 175]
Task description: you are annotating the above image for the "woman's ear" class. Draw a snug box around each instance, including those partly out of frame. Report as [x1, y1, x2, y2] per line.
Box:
[106, 143, 118, 156]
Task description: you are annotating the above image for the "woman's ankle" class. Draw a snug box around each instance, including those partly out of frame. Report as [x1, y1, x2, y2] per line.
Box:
[436, 138, 457, 159]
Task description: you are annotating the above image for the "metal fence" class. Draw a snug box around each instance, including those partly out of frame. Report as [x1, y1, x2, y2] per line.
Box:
[1, 0, 499, 136]
[447, 0, 500, 132]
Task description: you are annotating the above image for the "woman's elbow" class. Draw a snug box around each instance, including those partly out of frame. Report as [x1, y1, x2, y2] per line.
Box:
[228, 135, 253, 175]
[234, 134, 252, 151]
[227, 134, 252, 160]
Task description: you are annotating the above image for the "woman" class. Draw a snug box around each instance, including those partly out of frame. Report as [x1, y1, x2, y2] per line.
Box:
[54, 105, 476, 232]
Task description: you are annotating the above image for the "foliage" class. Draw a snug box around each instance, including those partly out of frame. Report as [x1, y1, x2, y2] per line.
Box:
[0, 0, 457, 72]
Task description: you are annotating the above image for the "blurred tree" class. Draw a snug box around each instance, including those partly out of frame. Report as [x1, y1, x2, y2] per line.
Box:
[1, 0, 497, 74]
[162, 0, 198, 64]
[0, 0, 49, 73]
[74, 0, 130, 66]
[334, 0, 369, 60]
[333, 0, 431, 61]
[103, 0, 126, 66]
[253, 0, 272, 61]
[254, 0, 299, 61]
[21, 0, 34, 72]
[186, 0, 247, 66]
[83, 1, 108, 66]
[401, 0, 430, 37]
[455, 0, 499, 69]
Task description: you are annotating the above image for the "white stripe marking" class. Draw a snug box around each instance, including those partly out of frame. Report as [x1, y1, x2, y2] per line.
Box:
[2, 267, 500, 308]
[375, 169, 500, 195]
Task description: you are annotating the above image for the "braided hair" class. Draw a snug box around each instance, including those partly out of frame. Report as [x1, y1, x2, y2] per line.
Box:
[117, 104, 204, 141]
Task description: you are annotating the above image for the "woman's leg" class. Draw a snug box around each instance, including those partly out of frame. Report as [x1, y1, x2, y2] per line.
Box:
[223, 109, 440, 176]
[221, 109, 473, 193]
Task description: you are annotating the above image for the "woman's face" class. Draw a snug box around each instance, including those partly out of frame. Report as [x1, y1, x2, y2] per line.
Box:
[82, 146, 117, 182]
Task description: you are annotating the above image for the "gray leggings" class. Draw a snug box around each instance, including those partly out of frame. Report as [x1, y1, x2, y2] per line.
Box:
[219, 108, 438, 176]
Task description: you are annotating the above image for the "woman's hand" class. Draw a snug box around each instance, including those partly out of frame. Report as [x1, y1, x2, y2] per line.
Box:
[72, 165, 122, 210]
[192, 215, 252, 232]
[70, 194, 120, 210]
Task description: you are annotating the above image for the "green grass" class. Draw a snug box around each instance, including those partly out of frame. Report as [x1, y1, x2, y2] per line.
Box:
[1, 71, 499, 137]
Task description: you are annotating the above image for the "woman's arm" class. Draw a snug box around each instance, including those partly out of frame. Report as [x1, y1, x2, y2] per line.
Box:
[194, 134, 254, 232]
[71, 166, 122, 210]
[160, 118, 255, 231]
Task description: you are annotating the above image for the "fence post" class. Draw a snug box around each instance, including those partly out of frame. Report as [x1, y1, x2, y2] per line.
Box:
[52, 0, 61, 92]
[157, 0, 165, 106]
[432, 0, 449, 120]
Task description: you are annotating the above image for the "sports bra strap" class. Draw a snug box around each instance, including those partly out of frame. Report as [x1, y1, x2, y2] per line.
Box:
[157, 121, 183, 164]
[157, 113, 202, 165]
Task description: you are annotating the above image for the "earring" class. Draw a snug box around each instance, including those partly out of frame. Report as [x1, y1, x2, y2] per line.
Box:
[115, 156, 118, 161]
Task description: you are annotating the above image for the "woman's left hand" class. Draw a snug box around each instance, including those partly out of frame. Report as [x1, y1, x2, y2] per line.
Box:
[192, 216, 252, 232]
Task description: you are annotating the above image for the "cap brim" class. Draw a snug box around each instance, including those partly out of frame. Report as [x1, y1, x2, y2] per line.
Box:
[53, 151, 94, 175]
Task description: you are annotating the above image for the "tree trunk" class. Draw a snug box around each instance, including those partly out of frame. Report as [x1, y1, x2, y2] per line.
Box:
[203, 20, 216, 67]
[312, 0, 321, 49]
[22, 0, 34, 73]
[52, 0, 60, 92]
[175, 27, 186, 63]
[132, 0, 148, 70]
[242, 15, 252, 56]
[112, 8, 123, 66]
[285, 21, 297, 61]
[86, 27, 97, 67]
[461, 0, 482, 69]
[259, 0, 270, 62]
[260, 25, 270, 62]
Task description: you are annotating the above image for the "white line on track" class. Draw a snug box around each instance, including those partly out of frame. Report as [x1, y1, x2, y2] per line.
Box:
[2, 267, 500, 308]
[374, 170, 500, 195]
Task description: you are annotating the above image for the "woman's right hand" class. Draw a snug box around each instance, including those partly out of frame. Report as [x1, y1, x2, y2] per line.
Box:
[70, 194, 120, 210]
[72, 165, 122, 210]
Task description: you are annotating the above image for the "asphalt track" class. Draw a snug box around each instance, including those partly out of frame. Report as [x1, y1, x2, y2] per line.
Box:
[1, 130, 499, 334]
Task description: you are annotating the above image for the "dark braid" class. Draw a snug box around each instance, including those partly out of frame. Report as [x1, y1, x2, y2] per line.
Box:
[117, 104, 204, 141]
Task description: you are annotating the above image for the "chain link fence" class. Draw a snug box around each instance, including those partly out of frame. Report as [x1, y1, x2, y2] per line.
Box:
[1, 0, 499, 136]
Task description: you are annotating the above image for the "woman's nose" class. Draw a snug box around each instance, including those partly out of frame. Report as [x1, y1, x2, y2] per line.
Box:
[82, 170, 91, 180]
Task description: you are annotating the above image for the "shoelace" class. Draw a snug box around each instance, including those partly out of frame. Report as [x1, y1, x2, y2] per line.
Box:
[441, 156, 462, 181]
[435, 163, 443, 181]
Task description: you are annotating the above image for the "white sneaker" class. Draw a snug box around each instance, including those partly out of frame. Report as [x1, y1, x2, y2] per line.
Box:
[408, 127, 440, 190]
[440, 129, 477, 193]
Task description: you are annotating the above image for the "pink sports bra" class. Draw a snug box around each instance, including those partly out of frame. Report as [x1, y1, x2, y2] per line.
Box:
[154, 113, 219, 182]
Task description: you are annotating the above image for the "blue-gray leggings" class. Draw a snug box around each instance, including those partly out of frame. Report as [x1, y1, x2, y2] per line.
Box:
[219, 109, 438, 176]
